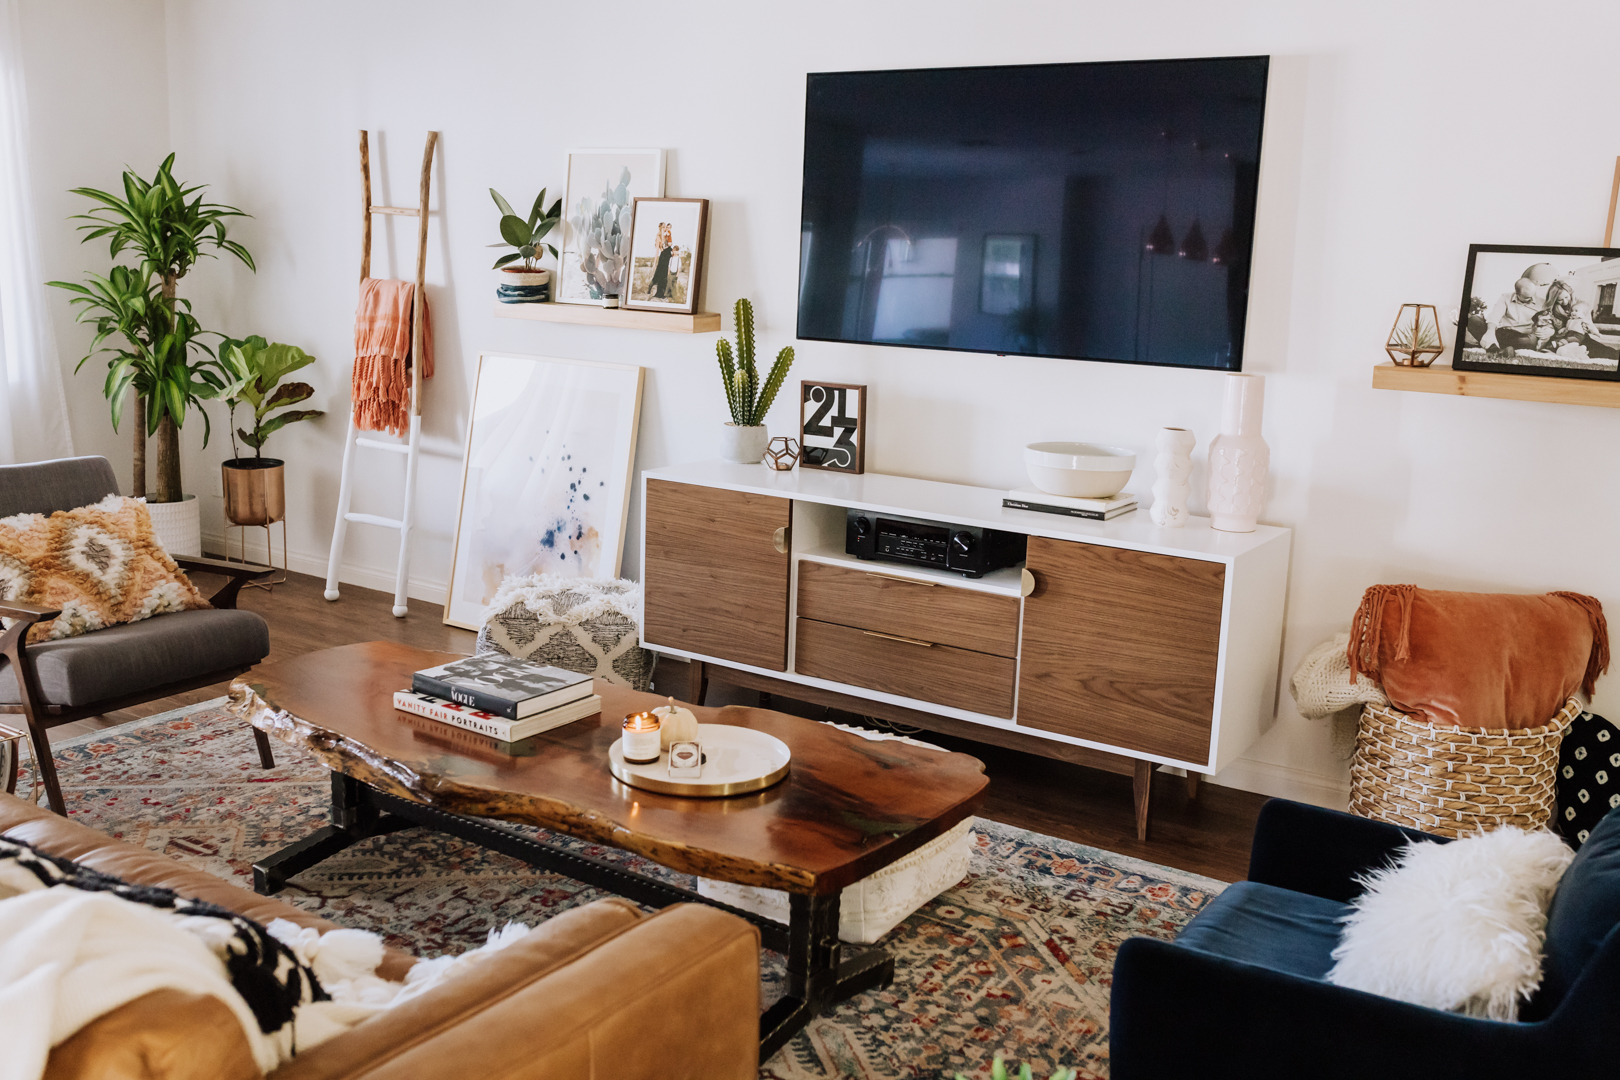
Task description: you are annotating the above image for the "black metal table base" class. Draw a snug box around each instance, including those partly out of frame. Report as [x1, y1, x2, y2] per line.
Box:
[254, 773, 894, 1058]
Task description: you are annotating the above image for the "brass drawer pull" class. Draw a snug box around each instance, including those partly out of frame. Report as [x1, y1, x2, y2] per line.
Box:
[772, 526, 790, 554]
[863, 571, 936, 587]
[861, 630, 934, 647]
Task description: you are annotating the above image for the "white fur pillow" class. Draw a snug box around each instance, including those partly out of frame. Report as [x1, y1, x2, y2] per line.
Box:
[1326, 827, 1573, 1020]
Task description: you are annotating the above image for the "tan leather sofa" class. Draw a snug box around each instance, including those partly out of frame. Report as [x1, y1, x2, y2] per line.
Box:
[0, 793, 761, 1079]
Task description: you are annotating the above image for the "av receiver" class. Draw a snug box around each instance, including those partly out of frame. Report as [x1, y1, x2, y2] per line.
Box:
[845, 509, 1026, 579]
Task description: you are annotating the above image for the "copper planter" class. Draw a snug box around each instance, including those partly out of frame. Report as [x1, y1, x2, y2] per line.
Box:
[222, 459, 286, 526]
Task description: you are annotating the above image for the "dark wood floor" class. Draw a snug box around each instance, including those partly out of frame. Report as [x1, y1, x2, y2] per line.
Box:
[49, 568, 1266, 882]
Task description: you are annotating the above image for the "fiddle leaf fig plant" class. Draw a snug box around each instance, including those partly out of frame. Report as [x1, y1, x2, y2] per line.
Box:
[216, 336, 324, 460]
[716, 298, 793, 427]
[489, 188, 562, 272]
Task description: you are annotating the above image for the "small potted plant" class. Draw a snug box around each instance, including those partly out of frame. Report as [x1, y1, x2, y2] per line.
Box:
[216, 336, 325, 525]
[716, 298, 794, 463]
[490, 188, 562, 303]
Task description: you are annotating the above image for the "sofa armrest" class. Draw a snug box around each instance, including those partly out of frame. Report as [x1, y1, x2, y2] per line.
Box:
[276, 901, 760, 1080]
[1110, 936, 1567, 1079]
[173, 555, 272, 610]
[1247, 798, 1447, 903]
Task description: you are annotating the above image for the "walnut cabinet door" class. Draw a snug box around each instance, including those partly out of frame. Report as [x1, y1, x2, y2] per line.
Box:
[1017, 536, 1225, 763]
[642, 479, 792, 671]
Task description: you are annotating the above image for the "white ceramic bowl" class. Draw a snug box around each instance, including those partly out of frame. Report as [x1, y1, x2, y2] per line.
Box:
[1024, 442, 1137, 499]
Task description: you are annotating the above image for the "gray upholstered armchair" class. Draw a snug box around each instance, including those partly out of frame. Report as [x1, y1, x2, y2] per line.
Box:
[0, 456, 275, 815]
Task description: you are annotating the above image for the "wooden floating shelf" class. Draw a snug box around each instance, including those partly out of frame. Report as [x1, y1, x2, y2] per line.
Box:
[493, 301, 721, 334]
[1372, 362, 1620, 409]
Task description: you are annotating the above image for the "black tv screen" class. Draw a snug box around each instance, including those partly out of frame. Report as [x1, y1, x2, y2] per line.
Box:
[798, 56, 1269, 370]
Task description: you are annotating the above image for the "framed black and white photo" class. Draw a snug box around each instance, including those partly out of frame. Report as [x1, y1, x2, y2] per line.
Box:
[623, 198, 708, 314]
[800, 382, 865, 474]
[1453, 244, 1620, 381]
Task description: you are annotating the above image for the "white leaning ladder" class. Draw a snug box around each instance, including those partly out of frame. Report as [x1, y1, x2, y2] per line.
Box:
[323, 129, 437, 618]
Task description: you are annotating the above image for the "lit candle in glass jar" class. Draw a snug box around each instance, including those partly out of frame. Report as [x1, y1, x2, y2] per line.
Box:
[620, 711, 662, 764]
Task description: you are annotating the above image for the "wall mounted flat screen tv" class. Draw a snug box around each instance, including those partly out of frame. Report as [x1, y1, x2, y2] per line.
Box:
[797, 56, 1270, 370]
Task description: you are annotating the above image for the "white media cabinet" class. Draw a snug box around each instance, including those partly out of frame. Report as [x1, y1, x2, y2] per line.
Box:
[639, 460, 1292, 839]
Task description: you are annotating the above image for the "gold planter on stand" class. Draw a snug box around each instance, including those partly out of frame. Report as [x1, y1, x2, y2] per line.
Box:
[222, 458, 287, 588]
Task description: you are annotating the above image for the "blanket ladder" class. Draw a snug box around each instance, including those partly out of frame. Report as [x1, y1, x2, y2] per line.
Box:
[324, 129, 437, 617]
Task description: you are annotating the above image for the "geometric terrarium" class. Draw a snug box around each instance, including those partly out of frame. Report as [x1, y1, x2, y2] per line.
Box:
[1385, 303, 1445, 367]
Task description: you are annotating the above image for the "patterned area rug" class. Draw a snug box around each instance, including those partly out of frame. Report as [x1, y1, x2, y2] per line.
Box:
[20, 702, 1225, 1079]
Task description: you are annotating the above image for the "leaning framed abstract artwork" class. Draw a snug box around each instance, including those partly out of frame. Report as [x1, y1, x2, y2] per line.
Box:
[623, 198, 709, 314]
[1453, 244, 1620, 381]
[800, 381, 866, 474]
[443, 353, 645, 630]
[557, 149, 666, 306]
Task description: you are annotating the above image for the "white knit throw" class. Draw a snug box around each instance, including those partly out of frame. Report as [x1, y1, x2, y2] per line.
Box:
[482, 573, 642, 627]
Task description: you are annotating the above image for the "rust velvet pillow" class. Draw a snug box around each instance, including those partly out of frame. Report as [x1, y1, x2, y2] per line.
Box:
[0, 495, 209, 644]
[1347, 585, 1609, 730]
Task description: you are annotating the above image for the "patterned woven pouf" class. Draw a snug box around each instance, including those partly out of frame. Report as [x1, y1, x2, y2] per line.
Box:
[1349, 697, 1579, 837]
[476, 574, 655, 691]
[697, 723, 974, 944]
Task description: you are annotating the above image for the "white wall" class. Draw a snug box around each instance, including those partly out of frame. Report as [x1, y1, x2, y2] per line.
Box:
[25, 0, 1620, 806]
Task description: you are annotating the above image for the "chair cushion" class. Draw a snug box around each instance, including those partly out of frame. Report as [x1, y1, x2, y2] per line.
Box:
[1172, 880, 1349, 981]
[1, 495, 210, 643]
[1540, 805, 1620, 1009]
[0, 608, 268, 707]
[0, 456, 118, 519]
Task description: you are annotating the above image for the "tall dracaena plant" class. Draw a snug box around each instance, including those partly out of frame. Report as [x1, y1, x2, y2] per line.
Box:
[48, 154, 254, 502]
[716, 299, 793, 427]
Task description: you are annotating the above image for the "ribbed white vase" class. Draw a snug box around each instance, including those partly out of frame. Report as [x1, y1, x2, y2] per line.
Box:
[1149, 427, 1195, 528]
[1206, 374, 1269, 533]
[143, 494, 202, 556]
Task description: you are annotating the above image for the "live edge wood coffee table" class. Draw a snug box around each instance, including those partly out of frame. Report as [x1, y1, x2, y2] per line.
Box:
[231, 641, 987, 1057]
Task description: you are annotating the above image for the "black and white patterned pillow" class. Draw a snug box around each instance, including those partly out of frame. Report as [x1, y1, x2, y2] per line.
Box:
[1555, 711, 1620, 848]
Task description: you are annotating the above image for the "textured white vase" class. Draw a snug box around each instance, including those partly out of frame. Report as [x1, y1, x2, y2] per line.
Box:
[1149, 427, 1196, 528]
[1206, 374, 1269, 533]
[720, 423, 769, 464]
[143, 494, 202, 556]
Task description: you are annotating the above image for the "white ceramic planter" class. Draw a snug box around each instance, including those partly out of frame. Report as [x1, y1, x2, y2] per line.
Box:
[143, 493, 201, 556]
[1150, 427, 1195, 528]
[1207, 374, 1270, 533]
[721, 423, 769, 464]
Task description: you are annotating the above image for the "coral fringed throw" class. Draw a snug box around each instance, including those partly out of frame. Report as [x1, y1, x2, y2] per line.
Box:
[1347, 585, 1609, 729]
[352, 278, 433, 435]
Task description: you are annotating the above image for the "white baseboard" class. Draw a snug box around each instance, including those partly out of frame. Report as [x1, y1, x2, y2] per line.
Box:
[203, 530, 448, 606]
[1202, 757, 1350, 810]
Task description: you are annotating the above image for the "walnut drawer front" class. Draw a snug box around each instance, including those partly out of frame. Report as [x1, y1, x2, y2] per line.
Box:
[794, 617, 1016, 719]
[795, 560, 1020, 658]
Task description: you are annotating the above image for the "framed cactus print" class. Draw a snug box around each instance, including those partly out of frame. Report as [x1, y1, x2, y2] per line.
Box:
[623, 198, 709, 315]
[557, 149, 666, 306]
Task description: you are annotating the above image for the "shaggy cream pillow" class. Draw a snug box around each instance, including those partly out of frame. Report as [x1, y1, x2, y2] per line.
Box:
[1326, 827, 1573, 1020]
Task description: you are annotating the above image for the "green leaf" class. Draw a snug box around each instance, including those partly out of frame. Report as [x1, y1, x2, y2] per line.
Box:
[252, 408, 324, 441]
[261, 381, 313, 412]
[499, 214, 532, 248]
[493, 252, 522, 270]
[527, 187, 547, 227]
[490, 188, 516, 218]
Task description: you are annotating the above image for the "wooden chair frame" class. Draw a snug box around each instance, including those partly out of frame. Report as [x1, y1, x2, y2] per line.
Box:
[0, 556, 275, 815]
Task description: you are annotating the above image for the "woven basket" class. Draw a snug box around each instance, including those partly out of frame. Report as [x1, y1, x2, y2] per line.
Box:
[1348, 697, 1579, 837]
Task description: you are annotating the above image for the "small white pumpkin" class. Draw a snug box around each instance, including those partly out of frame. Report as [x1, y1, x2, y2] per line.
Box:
[655, 697, 700, 749]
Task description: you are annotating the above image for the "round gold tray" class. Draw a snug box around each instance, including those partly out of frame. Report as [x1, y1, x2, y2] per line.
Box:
[608, 723, 791, 797]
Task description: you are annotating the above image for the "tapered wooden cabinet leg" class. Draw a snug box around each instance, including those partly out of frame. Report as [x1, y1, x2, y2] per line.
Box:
[687, 659, 708, 707]
[1133, 760, 1154, 842]
[252, 727, 276, 770]
[1186, 771, 1201, 801]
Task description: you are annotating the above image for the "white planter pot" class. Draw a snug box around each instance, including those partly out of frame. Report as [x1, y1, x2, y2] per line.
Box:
[1150, 427, 1196, 528]
[501, 268, 550, 287]
[1206, 375, 1270, 533]
[721, 423, 769, 464]
[143, 494, 201, 557]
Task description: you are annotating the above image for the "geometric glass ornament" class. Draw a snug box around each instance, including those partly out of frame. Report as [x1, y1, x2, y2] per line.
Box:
[1146, 214, 1176, 255]
[1179, 217, 1208, 262]
[1385, 303, 1445, 367]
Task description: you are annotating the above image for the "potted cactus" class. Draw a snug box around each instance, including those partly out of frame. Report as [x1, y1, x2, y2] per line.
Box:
[490, 188, 562, 303]
[715, 298, 793, 464]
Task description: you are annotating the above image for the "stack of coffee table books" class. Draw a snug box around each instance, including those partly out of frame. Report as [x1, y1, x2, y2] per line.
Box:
[394, 654, 599, 741]
[1002, 487, 1138, 520]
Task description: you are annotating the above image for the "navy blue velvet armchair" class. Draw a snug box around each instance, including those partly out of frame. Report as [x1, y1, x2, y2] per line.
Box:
[1110, 799, 1620, 1079]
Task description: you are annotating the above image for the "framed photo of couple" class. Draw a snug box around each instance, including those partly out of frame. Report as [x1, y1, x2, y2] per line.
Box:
[623, 198, 709, 315]
[1454, 244, 1620, 381]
